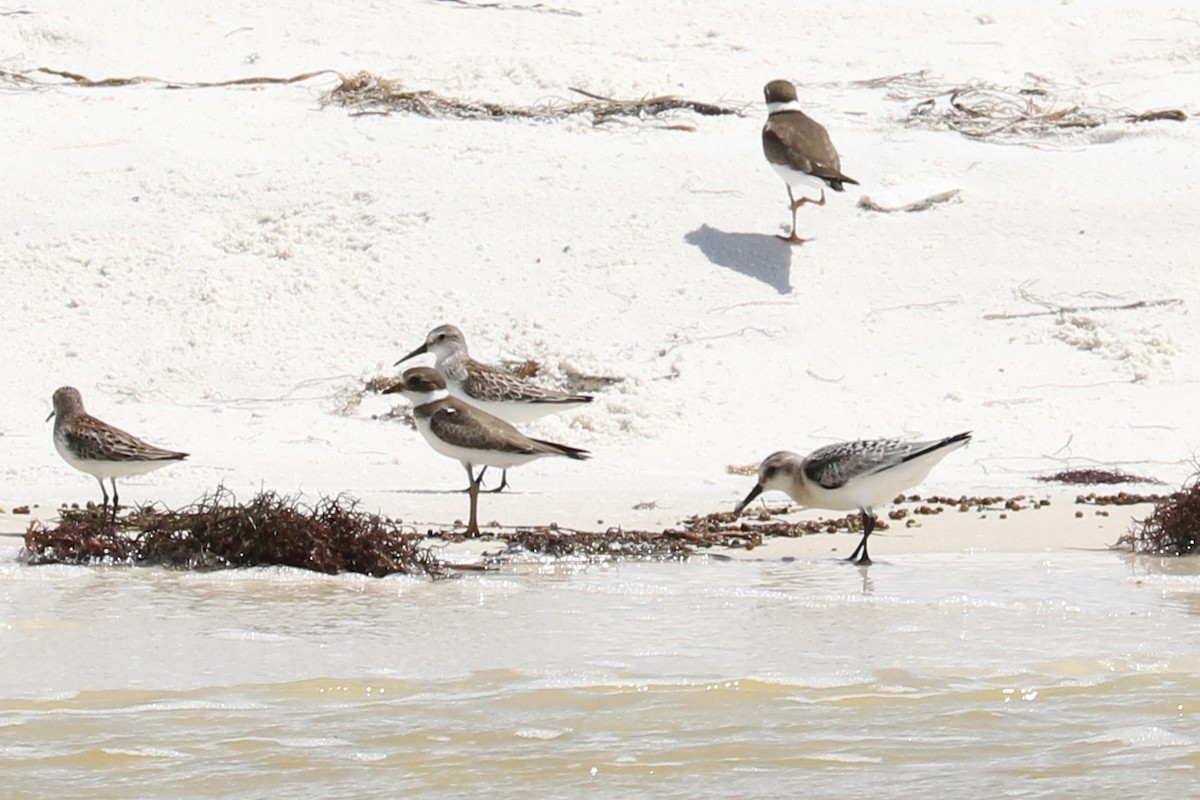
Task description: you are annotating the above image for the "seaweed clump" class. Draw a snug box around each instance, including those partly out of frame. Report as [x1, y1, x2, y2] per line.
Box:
[1038, 468, 1164, 486]
[22, 489, 448, 579]
[1115, 477, 1200, 556]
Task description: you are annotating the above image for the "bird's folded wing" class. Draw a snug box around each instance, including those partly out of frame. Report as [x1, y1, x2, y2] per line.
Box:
[428, 404, 540, 454]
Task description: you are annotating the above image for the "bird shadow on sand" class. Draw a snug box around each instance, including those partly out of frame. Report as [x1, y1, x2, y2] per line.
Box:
[685, 224, 794, 294]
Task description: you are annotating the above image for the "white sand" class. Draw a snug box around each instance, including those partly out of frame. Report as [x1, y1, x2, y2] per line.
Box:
[1, 2, 1195, 549]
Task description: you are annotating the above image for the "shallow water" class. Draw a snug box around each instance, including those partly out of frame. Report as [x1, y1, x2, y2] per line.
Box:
[2, 545, 1199, 798]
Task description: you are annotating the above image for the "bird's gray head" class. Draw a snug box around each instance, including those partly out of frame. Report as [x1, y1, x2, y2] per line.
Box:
[763, 79, 799, 105]
[424, 324, 467, 359]
[382, 367, 449, 406]
[47, 386, 85, 422]
[395, 324, 467, 366]
[734, 450, 802, 515]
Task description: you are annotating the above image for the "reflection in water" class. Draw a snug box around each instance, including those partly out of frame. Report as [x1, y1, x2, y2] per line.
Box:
[2, 548, 1200, 798]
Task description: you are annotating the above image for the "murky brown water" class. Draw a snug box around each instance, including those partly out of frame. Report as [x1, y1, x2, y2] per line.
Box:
[2, 545, 1198, 798]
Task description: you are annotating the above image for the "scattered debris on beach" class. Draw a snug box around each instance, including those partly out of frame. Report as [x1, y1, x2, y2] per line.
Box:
[322, 73, 741, 126]
[854, 70, 1187, 145]
[0, 66, 740, 129]
[1076, 491, 1169, 506]
[20, 485, 1175, 575]
[1115, 476, 1200, 556]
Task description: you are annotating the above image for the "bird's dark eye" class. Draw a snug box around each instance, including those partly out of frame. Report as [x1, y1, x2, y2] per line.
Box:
[764, 466, 777, 480]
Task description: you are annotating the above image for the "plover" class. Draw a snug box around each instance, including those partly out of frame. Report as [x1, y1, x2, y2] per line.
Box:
[383, 367, 590, 536]
[762, 79, 859, 244]
[735, 431, 971, 565]
[396, 324, 593, 491]
[47, 386, 189, 512]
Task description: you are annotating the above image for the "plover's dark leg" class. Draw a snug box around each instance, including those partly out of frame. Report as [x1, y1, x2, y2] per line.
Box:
[848, 507, 875, 566]
[96, 477, 109, 510]
[483, 468, 510, 494]
[464, 463, 482, 536]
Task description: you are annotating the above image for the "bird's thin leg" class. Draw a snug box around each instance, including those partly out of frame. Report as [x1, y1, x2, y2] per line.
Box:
[778, 185, 814, 245]
[96, 478, 108, 511]
[789, 188, 826, 211]
[464, 463, 482, 537]
[461, 465, 488, 493]
[111, 479, 122, 521]
[484, 468, 510, 494]
[848, 508, 875, 566]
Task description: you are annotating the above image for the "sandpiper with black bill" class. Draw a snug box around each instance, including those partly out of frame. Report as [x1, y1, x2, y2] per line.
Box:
[396, 324, 593, 491]
[383, 367, 590, 537]
[735, 431, 971, 566]
[762, 79, 859, 244]
[48, 386, 189, 513]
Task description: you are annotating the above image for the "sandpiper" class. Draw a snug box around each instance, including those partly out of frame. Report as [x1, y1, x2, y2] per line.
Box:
[48, 386, 189, 512]
[396, 324, 593, 491]
[735, 432, 971, 565]
[762, 79, 859, 244]
[383, 367, 590, 536]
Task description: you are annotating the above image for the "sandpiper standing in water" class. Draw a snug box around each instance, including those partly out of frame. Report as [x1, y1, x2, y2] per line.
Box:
[396, 324, 593, 491]
[735, 432, 971, 565]
[48, 386, 189, 513]
[762, 79, 859, 244]
[384, 367, 590, 536]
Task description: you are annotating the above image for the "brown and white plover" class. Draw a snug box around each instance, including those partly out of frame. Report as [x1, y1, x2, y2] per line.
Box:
[383, 367, 590, 536]
[735, 432, 971, 565]
[762, 79, 859, 244]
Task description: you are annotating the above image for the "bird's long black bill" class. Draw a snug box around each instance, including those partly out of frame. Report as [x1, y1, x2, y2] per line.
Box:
[734, 483, 763, 515]
[394, 343, 428, 366]
[45, 411, 55, 423]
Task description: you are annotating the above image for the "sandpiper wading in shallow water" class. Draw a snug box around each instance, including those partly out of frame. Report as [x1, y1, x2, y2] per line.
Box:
[47, 386, 189, 513]
[735, 432, 971, 566]
[396, 324, 593, 491]
[384, 367, 590, 537]
[762, 79, 859, 244]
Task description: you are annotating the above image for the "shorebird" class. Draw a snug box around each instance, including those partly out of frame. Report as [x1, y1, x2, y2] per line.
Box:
[47, 386, 189, 513]
[735, 431, 971, 565]
[762, 79, 859, 244]
[383, 367, 590, 536]
[396, 324, 593, 491]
